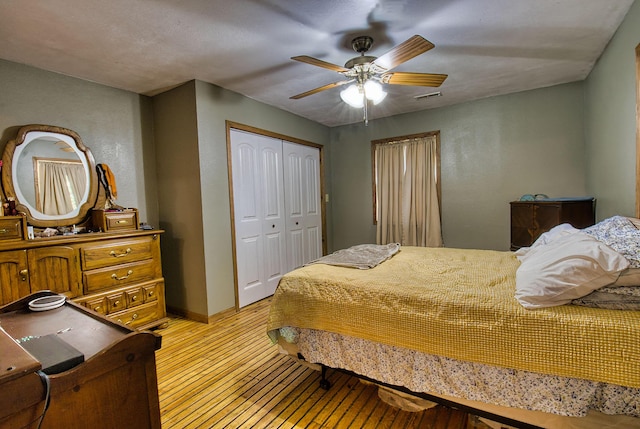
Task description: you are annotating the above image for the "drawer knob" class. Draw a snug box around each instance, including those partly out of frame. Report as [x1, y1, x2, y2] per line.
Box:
[148, 290, 154, 297]
[111, 270, 134, 281]
[0, 228, 8, 234]
[109, 248, 132, 258]
[131, 295, 138, 301]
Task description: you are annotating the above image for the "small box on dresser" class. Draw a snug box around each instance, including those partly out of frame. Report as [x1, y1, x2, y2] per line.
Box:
[0, 215, 27, 242]
[91, 208, 139, 232]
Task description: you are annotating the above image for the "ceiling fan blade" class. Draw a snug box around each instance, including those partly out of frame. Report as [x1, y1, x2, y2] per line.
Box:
[372, 35, 435, 71]
[290, 80, 352, 99]
[291, 55, 350, 73]
[381, 72, 448, 87]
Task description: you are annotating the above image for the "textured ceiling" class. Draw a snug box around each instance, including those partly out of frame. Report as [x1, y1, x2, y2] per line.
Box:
[0, 0, 634, 127]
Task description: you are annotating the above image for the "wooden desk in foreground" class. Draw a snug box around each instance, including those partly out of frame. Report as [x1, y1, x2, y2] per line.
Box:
[0, 291, 162, 429]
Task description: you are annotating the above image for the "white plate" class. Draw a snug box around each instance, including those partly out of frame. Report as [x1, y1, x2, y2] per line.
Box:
[28, 295, 66, 311]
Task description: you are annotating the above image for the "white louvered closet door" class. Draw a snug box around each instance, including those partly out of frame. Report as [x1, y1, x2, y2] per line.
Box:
[283, 141, 322, 271]
[230, 130, 287, 308]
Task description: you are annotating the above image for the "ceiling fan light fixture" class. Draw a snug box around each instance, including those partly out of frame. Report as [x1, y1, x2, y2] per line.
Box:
[340, 84, 364, 108]
[291, 35, 445, 124]
[363, 80, 387, 105]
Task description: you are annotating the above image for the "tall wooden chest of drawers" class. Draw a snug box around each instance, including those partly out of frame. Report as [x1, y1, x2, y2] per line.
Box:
[510, 198, 596, 250]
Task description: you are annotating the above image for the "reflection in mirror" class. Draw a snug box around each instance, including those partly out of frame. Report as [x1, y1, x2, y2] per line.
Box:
[13, 131, 90, 219]
[2, 125, 98, 228]
[34, 157, 86, 215]
[17, 138, 87, 216]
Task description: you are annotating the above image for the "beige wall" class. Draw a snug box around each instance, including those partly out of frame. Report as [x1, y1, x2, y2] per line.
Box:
[193, 81, 331, 316]
[329, 82, 588, 251]
[152, 81, 208, 317]
[584, 0, 640, 219]
[326, 1, 640, 252]
[153, 80, 330, 318]
[0, 59, 158, 226]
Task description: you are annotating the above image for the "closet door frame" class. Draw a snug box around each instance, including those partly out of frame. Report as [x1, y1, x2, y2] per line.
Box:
[226, 121, 326, 310]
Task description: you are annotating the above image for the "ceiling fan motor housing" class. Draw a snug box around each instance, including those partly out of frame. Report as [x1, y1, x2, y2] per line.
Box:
[344, 55, 377, 69]
[351, 36, 374, 53]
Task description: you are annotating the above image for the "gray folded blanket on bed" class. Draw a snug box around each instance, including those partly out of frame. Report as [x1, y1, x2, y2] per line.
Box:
[305, 243, 401, 269]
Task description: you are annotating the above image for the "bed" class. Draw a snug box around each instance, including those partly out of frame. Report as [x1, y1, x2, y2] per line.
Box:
[266, 216, 640, 429]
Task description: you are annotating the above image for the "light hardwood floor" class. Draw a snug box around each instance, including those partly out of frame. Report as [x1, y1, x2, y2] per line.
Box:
[155, 298, 495, 429]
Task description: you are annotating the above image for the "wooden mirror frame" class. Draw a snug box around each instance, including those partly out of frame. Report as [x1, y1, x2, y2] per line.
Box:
[1, 124, 98, 228]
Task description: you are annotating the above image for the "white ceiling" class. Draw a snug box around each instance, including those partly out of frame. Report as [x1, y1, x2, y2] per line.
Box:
[0, 0, 634, 127]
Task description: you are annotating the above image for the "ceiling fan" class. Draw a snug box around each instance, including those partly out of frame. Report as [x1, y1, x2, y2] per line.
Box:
[290, 35, 448, 124]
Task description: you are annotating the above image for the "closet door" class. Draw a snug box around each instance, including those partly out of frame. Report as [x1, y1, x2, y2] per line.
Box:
[230, 130, 286, 308]
[283, 142, 322, 271]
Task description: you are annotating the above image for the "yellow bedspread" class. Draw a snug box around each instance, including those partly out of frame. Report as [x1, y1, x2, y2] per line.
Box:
[267, 246, 640, 388]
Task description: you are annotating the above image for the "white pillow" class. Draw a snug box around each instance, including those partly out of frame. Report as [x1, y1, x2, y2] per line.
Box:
[515, 232, 630, 309]
[515, 223, 579, 262]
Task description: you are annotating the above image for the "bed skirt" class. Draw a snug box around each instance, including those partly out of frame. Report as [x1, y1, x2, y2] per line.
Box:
[277, 327, 640, 429]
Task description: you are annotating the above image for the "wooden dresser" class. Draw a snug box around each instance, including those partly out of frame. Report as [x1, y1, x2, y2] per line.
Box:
[0, 228, 168, 330]
[510, 198, 596, 250]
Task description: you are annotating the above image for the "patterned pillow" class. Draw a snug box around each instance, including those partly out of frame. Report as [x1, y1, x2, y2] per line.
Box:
[583, 216, 640, 268]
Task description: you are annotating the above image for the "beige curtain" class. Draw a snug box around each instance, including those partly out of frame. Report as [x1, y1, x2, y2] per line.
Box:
[376, 135, 442, 247]
[376, 143, 404, 244]
[37, 160, 86, 215]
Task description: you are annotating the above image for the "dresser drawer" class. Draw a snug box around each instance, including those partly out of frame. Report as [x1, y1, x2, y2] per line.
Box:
[83, 259, 159, 293]
[106, 290, 127, 313]
[125, 287, 144, 308]
[0, 216, 27, 241]
[75, 280, 164, 315]
[81, 236, 156, 270]
[80, 296, 108, 315]
[112, 301, 163, 329]
[142, 283, 160, 302]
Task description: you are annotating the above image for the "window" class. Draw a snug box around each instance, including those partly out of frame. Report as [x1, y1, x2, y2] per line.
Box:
[372, 131, 442, 246]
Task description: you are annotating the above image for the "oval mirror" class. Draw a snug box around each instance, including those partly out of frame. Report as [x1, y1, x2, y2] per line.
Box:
[2, 125, 98, 228]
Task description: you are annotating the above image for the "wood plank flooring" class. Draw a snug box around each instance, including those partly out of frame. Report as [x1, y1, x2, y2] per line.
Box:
[155, 298, 495, 429]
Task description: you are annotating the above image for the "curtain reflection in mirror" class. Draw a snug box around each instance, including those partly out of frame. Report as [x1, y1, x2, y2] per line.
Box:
[34, 158, 86, 215]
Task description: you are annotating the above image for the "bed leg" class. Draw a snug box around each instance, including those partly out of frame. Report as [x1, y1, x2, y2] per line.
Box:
[319, 364, 331, 390]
